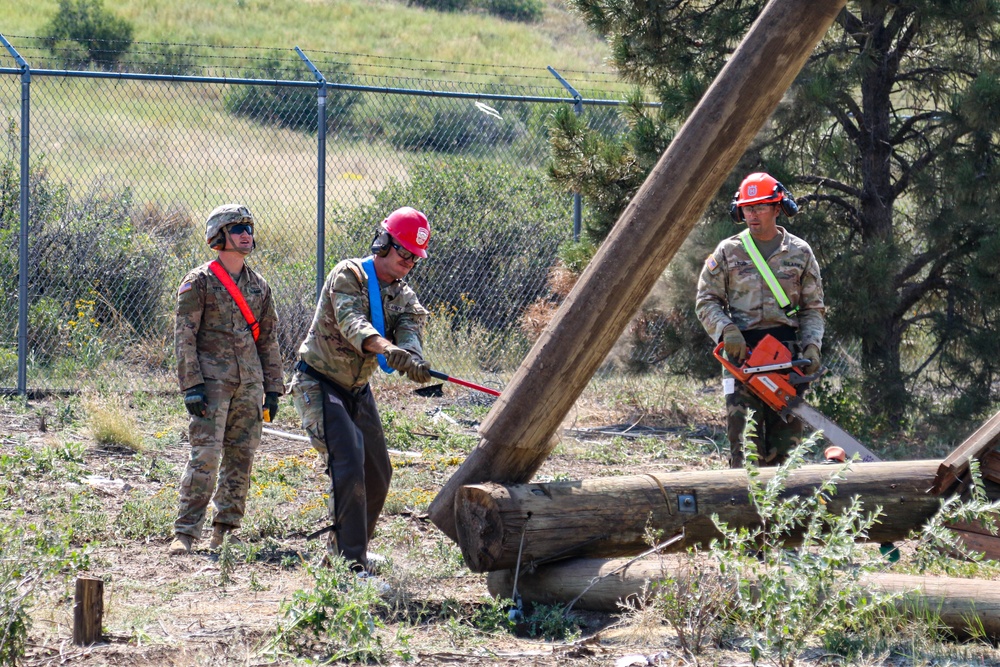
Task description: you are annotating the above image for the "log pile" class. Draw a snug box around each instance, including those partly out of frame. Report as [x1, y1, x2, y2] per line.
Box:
[486, 557, 1000, 639]
[455, 461, 945, 573]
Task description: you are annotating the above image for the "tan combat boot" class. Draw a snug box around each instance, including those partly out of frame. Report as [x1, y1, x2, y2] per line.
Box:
[209, 524, 241, 549]
[168, 534, 194, 555]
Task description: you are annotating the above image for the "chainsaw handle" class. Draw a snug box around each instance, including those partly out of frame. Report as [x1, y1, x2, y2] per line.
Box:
[712, 342, 747, 380]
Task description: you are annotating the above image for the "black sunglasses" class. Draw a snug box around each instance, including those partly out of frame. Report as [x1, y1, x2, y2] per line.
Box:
[390, 241, 420, 263]
[228, 223, 254, 236]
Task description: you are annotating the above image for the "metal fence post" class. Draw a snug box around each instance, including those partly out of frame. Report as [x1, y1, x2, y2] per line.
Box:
[1, 34, 30, 397]
[548, 66, 583, 242]
[296, 47, 327, 301]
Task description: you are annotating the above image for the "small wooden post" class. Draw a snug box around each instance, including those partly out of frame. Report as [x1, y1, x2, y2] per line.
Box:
[73, 575, 104, 645]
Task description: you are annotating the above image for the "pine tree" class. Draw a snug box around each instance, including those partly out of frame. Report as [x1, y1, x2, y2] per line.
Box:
[550, 0, 1000, 434]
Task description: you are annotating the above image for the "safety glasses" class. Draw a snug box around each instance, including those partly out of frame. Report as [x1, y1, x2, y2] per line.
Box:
[743, 204, 777, 215]
[390, 241, 421, 263]
[227, 223, 254, 236]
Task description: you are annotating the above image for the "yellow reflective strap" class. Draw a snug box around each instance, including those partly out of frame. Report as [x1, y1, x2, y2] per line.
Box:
[739, 230, 794, 312]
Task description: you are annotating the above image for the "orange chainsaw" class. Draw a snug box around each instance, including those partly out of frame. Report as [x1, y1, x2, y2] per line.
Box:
[713, 334, 881, 463]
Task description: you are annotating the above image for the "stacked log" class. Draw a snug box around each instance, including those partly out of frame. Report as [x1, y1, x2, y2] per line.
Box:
[455, 461, 944, 573]
[487, 557, 1000, 639]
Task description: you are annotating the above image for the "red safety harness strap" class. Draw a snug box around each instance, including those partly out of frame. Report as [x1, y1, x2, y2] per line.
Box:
[209, 259, 259, 342]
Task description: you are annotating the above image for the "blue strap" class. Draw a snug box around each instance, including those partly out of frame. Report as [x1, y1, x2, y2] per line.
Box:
[361, 257, 394, 374]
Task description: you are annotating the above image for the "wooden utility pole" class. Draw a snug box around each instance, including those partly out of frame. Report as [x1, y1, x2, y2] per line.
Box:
[487, 557, 1000, 639]
[455, 461, 944, 572]
[428, 0, 850, 540]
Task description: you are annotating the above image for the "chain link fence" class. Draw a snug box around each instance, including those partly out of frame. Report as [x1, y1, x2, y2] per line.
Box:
[2, 36, 656, 396]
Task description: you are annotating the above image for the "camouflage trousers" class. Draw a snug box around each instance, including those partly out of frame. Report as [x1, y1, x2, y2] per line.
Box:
[174, 379, 263, 538]
[725, 381, 802, 468]
[289, 370, 392, 570]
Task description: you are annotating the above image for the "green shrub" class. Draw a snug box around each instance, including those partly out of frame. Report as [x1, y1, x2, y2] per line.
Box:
[407, 0, 473, 12]
[0, 141, 179, 373]
[711, 421, 902, 667]
[0, 519, 86, 666]
[113, 488, 177, 540]
[270, 558, 410, 663]
[382, 96, 527, 155]
[41, 0, 134, 70]
[329, 156, 572, 368]
[224, 52, 359, 134]
[481, 0, 544, 22]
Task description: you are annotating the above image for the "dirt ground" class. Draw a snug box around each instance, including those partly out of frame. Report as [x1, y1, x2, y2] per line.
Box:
[1, 384, 734, 667]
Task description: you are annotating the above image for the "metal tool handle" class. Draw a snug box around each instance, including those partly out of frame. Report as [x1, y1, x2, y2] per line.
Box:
[428, 369, 502, 397]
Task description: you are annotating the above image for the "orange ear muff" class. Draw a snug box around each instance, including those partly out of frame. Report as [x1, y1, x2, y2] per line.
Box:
[210, 232, 226, 250]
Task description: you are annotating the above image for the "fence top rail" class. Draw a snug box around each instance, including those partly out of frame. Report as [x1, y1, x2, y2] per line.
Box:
[0, 65, 647, 106]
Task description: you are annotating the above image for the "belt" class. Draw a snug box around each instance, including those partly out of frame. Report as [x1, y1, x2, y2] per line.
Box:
[295, 360, 368, 398]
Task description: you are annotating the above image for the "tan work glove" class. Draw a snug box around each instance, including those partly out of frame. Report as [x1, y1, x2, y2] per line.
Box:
[383, 345, 415, 374]
[722, 324, 748, 364]
[407, 358, 431, 384]
[802, 344, 821, 374]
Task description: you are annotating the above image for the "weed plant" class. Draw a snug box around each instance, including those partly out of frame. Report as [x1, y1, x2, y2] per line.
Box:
[87, 394, 147, 452]
[710, 418, 902, 667]
[268, 557, 411, 663]
[0, 519, 88, 666]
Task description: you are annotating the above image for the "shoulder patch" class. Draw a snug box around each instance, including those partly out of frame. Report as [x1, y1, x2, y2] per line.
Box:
[178, 282, 193, 295]
[705, 254, 719, 274]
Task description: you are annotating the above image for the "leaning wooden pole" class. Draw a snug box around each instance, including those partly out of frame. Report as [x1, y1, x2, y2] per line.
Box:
[487, 558, 1000, 639]
[428, 0, 849, 540]
[455, 461, 945, 572]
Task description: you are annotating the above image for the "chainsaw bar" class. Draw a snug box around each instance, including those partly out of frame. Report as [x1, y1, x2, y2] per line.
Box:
[785, 400, 881, 463]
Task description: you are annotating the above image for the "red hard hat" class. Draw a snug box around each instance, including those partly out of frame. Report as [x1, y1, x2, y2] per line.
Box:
[736, 172, 782, 207]
[382, 207, 430, 258]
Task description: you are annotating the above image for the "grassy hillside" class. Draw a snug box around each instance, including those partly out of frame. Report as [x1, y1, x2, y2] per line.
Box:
[2, 0, 622, 90]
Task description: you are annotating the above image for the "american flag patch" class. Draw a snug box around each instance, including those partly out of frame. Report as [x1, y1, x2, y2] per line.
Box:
[178, 282, 193, 295]
[705, 255, 719, 273]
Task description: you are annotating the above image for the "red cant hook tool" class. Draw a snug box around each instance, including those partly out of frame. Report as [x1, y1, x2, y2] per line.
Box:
[427, 369, 501, 397]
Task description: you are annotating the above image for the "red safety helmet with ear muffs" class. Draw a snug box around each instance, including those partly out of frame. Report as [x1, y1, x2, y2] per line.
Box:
[371, 206, 431, 258]
[728, 172, 799, 222]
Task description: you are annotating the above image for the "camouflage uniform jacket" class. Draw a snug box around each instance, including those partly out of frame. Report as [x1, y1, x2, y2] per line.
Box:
[298, 257, 428, 390]
[175, 261, 284, 394]
[695, 226, 825, 349]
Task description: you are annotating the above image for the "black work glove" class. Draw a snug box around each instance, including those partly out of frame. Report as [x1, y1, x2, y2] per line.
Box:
[802, 344, 822, 375]
[383, 345, 415, 374]
[722, 325, 748, 364]
[184, 384, 207, 417]
[407, 359, 431, 384]
[263, 392, 280, 422]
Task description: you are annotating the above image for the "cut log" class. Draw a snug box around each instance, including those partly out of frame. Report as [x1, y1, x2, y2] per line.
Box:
[487, 557, 1000, 639]
[427, 0, 850, 541]
[456, 461, 946, 573]
[73, 575, 104, 645]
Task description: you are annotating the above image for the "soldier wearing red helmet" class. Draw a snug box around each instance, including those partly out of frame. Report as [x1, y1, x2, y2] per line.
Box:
[696, 173, 826, 467]
[289, 206, 432, 578]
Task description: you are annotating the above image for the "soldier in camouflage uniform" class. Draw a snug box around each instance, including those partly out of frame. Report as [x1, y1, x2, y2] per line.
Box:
[290, 206, 431, 572]
[169, 204, 284, 555]
[696, 173, 825, 468]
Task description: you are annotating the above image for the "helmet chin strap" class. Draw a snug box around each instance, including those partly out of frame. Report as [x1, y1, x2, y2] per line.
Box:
[222, 229, 254, 256]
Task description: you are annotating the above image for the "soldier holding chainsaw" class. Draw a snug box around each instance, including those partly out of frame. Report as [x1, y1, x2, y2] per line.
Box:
[696, 172, 825, 468]
[289, 206, 432, 574]
[170, 204, 284, 555]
